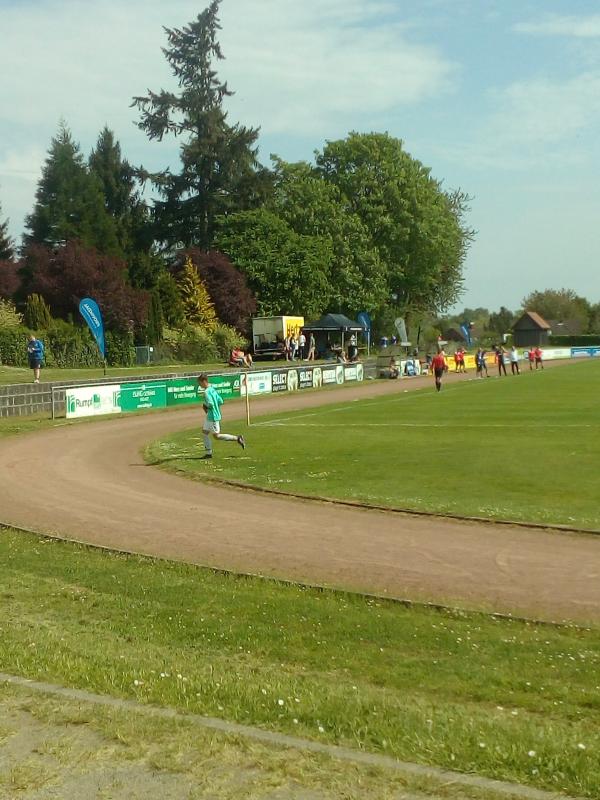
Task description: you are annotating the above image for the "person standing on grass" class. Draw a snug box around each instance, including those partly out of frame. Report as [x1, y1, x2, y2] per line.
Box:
[27, 334, 44, 383]
[431, 350, 447, 392]
[509, 346, 520, 375]
[527, 348, 535, 370]
[198, 374, 245, 460]
[496, 346, 508, 376]
[534, 346, 544, 369]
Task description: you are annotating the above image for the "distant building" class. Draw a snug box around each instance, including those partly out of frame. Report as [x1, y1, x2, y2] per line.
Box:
[547, 319, 584, 337]
[512, 311, 551, 347]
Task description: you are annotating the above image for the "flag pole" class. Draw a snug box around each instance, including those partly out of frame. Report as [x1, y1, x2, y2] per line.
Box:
[244, 373, 251, 426]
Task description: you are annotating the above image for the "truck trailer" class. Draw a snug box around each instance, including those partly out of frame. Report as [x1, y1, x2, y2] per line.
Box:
[252, 316, 305, 359]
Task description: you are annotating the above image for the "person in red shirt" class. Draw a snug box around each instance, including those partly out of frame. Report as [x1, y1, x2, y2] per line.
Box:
[431, 350, 447, 392]
[534, 346, 544, 370]
[527, 348, 535, 370]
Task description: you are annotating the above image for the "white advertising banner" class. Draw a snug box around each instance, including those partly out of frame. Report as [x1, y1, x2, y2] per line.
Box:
[343, 364, 364, 382]
[321, 365, 344, 385]
[66, 384, 121, 419]
[242, 371, 273, 396]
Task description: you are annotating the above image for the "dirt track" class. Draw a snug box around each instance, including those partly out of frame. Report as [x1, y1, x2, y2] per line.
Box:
[1, 364, 599, 624]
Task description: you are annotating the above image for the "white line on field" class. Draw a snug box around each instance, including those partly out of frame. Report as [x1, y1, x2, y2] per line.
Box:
[254, 422, 596, 429]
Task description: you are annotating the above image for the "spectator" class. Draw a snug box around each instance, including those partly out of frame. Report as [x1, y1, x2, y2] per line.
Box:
[307, 333, 316, 361]
[389, 356, 399, 379]
[298, 331, 306, 360]
[509, 346, 520, 375]
[475, 348, 488, 378]
[290, 334, 298, 360]
[347, 333, 358, 362]
[229, 347, 253, 369]
[496, 346, 508, 376]
[27, 334, 45, 383]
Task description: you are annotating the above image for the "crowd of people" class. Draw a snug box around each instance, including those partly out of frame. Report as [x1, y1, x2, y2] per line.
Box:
[427, 344, 545, 391]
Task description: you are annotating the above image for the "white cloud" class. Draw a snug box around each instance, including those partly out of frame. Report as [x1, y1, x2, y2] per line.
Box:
[0, 0, 456, 236]
[514, 14, 600, 38]
[435, 71, 600, 171]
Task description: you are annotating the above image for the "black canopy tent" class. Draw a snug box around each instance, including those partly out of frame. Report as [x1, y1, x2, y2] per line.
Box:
[302, 313, 366, 358]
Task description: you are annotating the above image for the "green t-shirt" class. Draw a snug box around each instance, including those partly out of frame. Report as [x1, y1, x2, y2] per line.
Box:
[204, 384, 223, 421]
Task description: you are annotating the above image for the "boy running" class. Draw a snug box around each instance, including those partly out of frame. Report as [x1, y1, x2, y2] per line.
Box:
[198, 373, 245, 460]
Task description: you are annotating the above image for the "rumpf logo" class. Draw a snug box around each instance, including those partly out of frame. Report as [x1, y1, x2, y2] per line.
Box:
[65, 385, 122, 418]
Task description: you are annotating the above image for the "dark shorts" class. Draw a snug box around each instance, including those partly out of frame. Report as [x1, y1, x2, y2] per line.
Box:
[29, 359, 42, 369]
[434, 367, 444, 379]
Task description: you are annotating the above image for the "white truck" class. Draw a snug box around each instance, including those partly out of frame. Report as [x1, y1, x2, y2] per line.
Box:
[251, 315, 305, 359]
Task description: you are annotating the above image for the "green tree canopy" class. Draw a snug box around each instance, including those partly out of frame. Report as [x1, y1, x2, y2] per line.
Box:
[315, 132, 473, 326]
[216, 208, 332, 319]
[89, 127, 161, 289]
[268, 158, 386, 315]
[521, 288, 591, 329]
[24, 123, 121, 256]
[132, 1, 271, 251]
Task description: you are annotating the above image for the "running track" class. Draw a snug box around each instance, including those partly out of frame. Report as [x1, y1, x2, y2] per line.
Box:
[1, 362, 598, 624]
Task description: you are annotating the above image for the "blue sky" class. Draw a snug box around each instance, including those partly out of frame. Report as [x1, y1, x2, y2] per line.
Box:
[1, 0, 599, 312]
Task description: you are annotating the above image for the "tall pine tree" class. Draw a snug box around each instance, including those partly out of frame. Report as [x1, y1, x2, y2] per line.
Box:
[24, 122, 121, 255]
[132, 1, 271, 251]
[0, 199, 14, 260]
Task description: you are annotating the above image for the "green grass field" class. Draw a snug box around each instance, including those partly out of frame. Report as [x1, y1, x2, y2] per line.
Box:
[147, 360, 600, 530]
[1, 528, 599, 797]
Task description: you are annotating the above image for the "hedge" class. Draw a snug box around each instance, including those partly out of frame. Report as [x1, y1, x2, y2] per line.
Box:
[0, 324, 135, 368]
[548, 334, 600, 347]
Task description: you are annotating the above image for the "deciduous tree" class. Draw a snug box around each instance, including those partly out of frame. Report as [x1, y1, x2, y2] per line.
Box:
[216, 209, 332, 319]
[315, 132, 473, 325]
[179, 249, 256, 334]
[21, 242, 147, 332]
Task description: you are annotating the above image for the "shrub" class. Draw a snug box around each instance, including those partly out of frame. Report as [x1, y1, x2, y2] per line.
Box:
[0, 299, 23, 329]
[0, 326, 29, 366]
[105, 330, 135, 367]
[212, 323, 247, 360]
[24, 293, 52, 330]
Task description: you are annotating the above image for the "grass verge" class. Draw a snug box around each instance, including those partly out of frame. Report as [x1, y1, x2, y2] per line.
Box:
[1, 528, 598, 797]
[146, 360, 600, 530]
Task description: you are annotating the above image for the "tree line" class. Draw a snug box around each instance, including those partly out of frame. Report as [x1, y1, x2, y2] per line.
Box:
[0, 0, 473, 358]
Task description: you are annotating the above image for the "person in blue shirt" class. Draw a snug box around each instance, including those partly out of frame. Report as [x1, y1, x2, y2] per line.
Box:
[27, 335, 45, 383]
[198, 373, 246, 460]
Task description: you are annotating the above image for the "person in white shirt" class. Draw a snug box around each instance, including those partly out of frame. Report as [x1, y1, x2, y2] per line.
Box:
[509, 346, 520, 375]
[298, 332, 306, 360]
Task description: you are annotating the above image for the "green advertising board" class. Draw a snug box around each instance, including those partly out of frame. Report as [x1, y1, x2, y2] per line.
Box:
[166, 379, 201, 407]
[207, 373, 241, 400]
[119, 381, 167, 412]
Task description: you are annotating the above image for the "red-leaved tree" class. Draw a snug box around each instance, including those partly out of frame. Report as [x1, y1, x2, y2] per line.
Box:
[0, 259, 20, 299]
[174, 249, 256, 334]
[20, 242, 148, 331]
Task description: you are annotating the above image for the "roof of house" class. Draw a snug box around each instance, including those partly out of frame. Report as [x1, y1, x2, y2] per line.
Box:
[513, 311, 551, 330]
[548, 318, 583, 336]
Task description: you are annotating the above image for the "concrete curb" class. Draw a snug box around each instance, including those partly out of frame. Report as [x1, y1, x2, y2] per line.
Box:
[0, 671, 584, 800]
